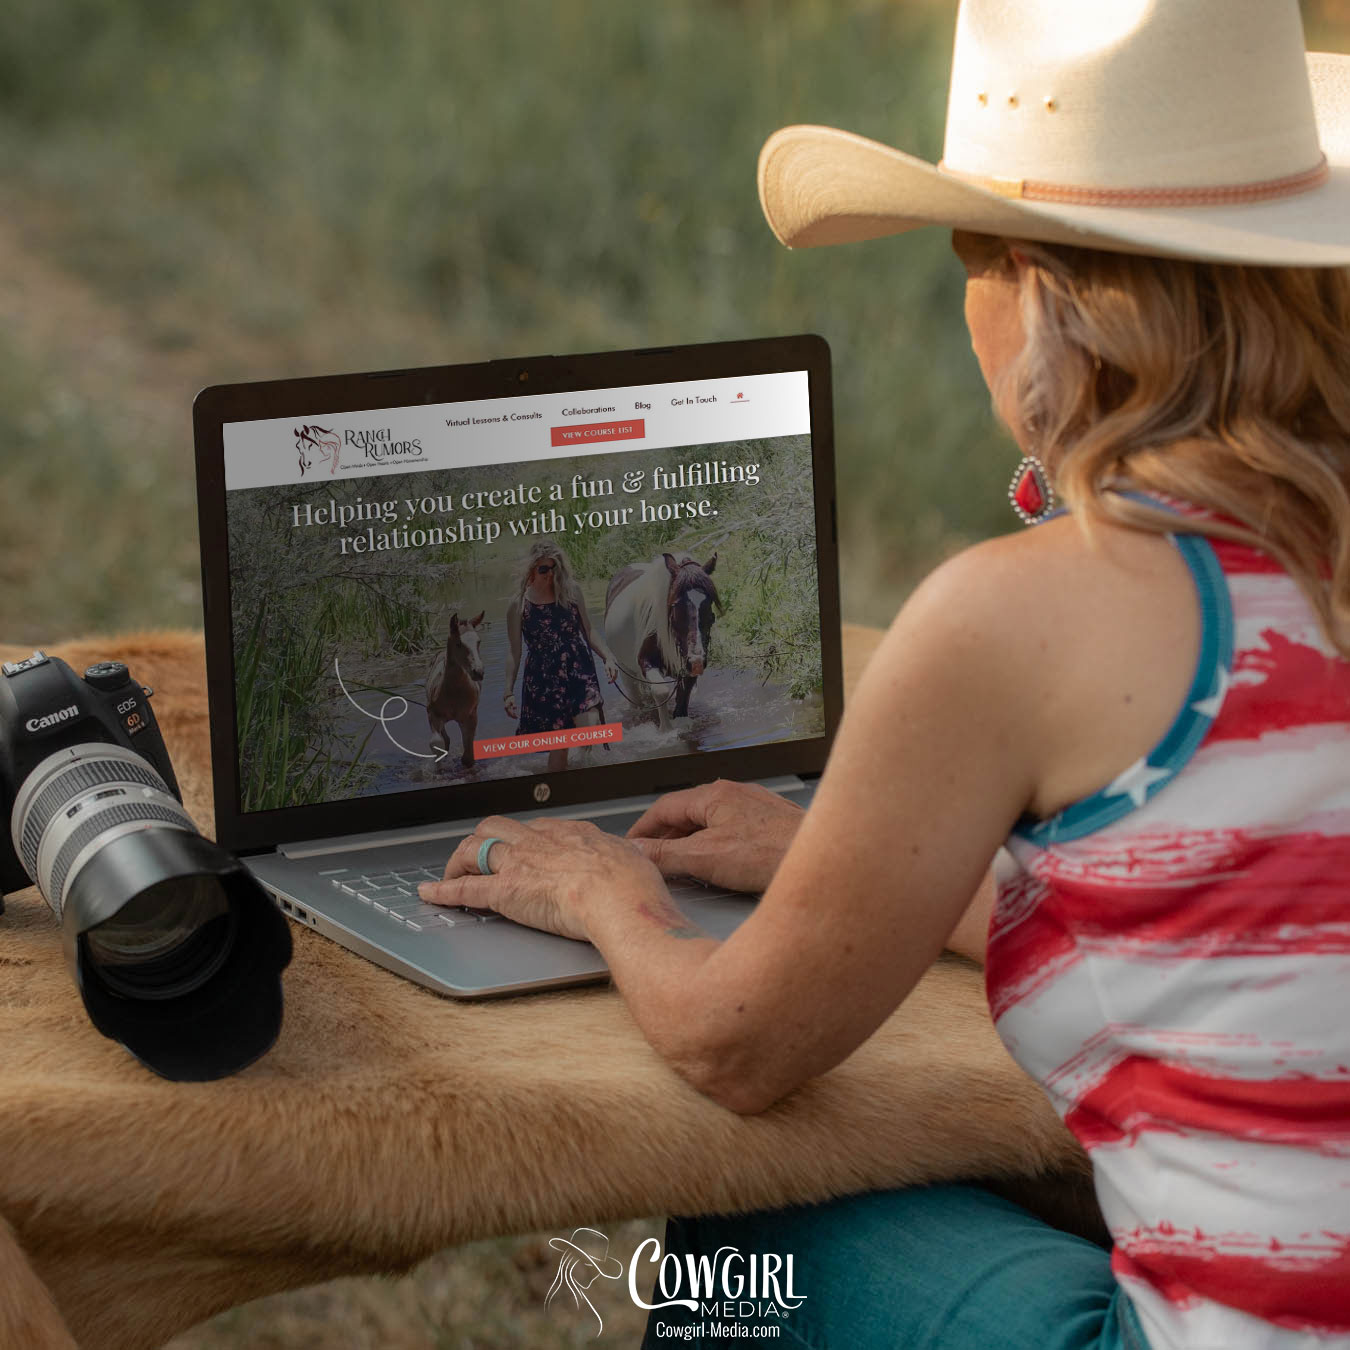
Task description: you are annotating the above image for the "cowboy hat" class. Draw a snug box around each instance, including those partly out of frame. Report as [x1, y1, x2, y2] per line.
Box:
[758, 0, 1350, 266]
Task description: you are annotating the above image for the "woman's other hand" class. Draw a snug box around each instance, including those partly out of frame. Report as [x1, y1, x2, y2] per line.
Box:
[627, 779, 803, 895]
[503, 691, 519, 720]
[418, 815, 666, 942]
[603, 657, 618, 684]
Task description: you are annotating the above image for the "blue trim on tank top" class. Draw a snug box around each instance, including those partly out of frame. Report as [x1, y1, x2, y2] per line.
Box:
[1011, 494, 1236, 846]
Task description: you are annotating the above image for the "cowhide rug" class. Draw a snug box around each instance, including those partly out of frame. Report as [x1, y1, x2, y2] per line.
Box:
[0, 627, 1095, 1350]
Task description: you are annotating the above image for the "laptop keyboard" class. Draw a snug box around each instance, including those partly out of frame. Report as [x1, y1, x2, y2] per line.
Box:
[327, 856, 734, 934]
[328, 861, 497, 930]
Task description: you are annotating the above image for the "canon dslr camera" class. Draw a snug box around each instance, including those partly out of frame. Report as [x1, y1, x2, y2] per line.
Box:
[0, 652, 290, 1080]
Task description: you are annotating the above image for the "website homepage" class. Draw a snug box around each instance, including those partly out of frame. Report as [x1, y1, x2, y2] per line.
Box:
[222, 371, 823, 813]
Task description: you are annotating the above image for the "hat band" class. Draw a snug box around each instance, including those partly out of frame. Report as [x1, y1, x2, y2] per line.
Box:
[937, 155, 1329, 208]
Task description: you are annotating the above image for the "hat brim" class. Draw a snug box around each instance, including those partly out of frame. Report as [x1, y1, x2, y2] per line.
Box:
[547, 1235, 624, 1277]
[758, 53, 1350, 266]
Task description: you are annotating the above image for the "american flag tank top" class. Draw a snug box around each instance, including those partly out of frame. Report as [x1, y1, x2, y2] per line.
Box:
[985, 517, 1350, 1348]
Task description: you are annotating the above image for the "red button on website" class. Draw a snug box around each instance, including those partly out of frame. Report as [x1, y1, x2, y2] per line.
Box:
[549, 419, 645, 448]
[474, 721, 625, 760]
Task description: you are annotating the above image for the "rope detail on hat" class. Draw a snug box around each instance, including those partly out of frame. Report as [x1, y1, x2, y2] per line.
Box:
[938, 155, 1329, 208]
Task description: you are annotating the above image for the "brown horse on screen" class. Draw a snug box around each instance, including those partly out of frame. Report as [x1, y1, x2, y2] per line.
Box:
[604, 553, 719, 732]
[426, 611, 485, 767]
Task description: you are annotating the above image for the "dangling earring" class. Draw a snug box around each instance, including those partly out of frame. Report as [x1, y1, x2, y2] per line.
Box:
[1008, 454, 1055, 525]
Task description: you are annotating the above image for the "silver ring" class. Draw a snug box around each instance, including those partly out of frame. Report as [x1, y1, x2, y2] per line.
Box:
[476, 836, 506, 876]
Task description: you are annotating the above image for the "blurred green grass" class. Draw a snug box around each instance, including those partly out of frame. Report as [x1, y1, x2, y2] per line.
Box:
[2, 1, 1346, 644]
[0, 0, 1015, 645]
[1, 2, 1348, 1345]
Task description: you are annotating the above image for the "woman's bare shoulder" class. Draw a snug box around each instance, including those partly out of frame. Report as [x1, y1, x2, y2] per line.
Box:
[906, 513, 1191, 628]
[886, 513, 1200, 819]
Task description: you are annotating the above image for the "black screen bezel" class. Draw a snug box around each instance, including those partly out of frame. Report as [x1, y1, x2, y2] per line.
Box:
[193, 335, 840, 856]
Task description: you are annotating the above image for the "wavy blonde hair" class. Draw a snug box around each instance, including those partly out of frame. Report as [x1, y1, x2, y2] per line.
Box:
[515, 538, 584, 615]
[979, 233, 1350, 657]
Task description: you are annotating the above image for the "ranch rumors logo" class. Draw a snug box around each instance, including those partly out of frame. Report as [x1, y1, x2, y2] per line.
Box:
[295, 424, 425, 477]
[545, 1226, 804, 1339]
[295, 424, 340, 477]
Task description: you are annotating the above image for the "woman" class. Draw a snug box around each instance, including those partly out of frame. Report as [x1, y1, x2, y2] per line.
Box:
[422, 4, 1350, 1346]
[503, 539, 618, 772]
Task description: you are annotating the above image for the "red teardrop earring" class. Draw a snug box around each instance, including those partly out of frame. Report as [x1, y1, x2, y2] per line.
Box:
[1008, 454, 1055, 525]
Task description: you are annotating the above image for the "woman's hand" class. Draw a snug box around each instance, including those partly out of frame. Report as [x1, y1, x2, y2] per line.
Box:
[417, 814, 665, 942]
[503, 690, 519, 720]
[626, 779, 804, 895]
[603, 657, 618, 684]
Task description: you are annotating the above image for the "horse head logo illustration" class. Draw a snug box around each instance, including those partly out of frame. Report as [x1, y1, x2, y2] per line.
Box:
[546, 1227, 625, 1337]
[295, 424, 341, 477]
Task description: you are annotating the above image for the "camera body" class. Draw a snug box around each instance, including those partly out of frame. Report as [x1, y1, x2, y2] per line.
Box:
[0, 652, 178, 903]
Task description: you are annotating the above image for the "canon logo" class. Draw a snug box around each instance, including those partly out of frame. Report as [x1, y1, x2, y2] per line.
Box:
[26, 704, 79, 733]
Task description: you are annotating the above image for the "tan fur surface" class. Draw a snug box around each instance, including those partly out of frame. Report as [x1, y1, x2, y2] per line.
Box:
[0, 626, 1091, 1350]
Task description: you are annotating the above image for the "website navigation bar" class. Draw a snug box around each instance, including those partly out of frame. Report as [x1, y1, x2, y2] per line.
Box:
[223, 370, 809, 491]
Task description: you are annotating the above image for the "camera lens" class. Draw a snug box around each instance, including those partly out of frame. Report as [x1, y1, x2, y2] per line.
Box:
[11, 743, 291, 1079]
[13, 743, 197, 915]
[83, 875, 237, 1000]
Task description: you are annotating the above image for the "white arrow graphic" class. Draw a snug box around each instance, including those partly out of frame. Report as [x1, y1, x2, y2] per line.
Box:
[334, 658, 447, 762]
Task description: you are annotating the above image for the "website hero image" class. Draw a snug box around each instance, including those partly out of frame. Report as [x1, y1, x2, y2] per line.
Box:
[223, 372, 824, 814]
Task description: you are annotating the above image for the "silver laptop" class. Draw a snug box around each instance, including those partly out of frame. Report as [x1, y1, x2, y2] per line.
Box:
[192, 336, 841, 996]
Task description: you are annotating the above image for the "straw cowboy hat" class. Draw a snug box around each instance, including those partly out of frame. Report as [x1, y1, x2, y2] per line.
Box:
[758, 0, 1350, 266]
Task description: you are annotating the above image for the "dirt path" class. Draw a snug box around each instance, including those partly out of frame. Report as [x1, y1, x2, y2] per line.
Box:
[0, 188, 475, 643]
[0, 192, 461, 447]
[0, 196, 256, 444]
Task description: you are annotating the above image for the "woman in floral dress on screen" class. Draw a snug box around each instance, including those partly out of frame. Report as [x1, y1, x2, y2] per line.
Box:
[503, 540, 619, 773]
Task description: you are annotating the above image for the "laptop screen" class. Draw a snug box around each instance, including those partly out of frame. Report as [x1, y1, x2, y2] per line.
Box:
[213, 354, 831, 824]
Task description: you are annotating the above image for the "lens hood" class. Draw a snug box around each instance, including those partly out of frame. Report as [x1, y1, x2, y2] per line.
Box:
[64, 831, 292, 1081]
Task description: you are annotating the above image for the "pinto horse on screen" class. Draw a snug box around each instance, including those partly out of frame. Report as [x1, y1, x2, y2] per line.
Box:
[604, 553, 719, 731]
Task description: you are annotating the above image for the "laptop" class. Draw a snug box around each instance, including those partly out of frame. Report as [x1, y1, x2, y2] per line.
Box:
[192, 335, 841, 996]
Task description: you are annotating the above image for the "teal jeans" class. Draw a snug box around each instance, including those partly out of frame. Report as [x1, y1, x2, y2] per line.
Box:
[640, 1183, 1150, 1349]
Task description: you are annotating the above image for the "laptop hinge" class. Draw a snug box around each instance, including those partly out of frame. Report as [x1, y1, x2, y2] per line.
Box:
[277, 776, 806, 860]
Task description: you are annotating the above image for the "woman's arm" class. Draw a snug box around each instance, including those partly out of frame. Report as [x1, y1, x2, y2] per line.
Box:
[578, 539, 1045, 1112]
[628, 783, 993, 963]
[427, 539, 1046, 1110]
[583, 516, 1200, 1110]
[423, 517, 1199, 1113]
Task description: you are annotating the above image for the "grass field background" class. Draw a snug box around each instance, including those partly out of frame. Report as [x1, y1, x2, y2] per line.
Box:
[1, 1, 1347, 1345]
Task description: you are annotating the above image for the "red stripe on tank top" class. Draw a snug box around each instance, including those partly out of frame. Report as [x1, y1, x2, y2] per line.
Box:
[1113, 1237, 1350, 1333]
[1027, 832, 1350, 959]
[1064, 1056, 1350, 1153]
[1199, 630, 1350, 742]
[984, 875, 1080, 1021]
[1204, 537, 1292, 576]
